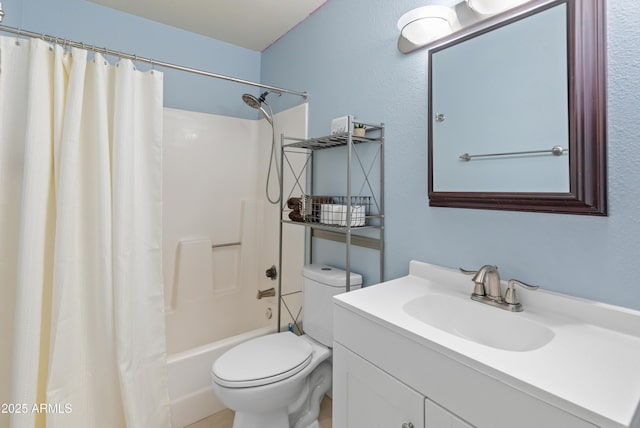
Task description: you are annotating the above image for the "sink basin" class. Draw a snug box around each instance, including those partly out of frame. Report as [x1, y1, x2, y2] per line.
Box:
[403, 294, 555, 352]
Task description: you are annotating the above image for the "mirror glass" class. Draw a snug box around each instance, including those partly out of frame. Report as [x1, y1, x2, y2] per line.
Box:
[428, 0, 606, 215]
[432, 4, 568, 192]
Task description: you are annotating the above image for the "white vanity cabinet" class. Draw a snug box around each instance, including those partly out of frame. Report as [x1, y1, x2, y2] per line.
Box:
[333, 342, 473, 428]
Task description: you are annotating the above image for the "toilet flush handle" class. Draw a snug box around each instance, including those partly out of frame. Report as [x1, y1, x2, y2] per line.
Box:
[402, 423, 414, 428]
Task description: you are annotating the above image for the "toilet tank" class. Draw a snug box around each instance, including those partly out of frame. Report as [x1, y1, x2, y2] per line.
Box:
[302, 264, 362, 347]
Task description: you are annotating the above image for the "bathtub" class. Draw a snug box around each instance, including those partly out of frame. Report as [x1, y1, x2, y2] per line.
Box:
[167, 325, 275, 427]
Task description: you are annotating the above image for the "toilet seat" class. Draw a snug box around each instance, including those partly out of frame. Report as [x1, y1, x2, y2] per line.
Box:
[212, 332, 313, 388]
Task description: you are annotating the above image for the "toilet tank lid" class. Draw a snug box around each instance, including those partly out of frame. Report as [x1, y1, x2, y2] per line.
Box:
[303, 264, 362, 287]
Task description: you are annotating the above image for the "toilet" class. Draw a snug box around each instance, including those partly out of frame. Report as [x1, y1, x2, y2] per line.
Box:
[211, 264, 362, 428]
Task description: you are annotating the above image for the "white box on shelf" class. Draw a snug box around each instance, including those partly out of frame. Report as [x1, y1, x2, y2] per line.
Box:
[331, 115, 353, 135]
[333, 205, 366, 227]
[320, 204, 337, 225]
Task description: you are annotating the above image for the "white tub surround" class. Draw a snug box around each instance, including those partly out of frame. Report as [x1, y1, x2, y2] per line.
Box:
[333, 261, 640, 428]
[163, 104, 308, 355]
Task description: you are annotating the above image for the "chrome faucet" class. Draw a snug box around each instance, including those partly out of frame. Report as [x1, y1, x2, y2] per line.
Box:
[460, 266, 539, 312]
[472, 265, 502, 301]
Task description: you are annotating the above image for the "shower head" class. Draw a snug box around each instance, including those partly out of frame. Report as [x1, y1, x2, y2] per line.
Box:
[242, 91, 273, 125]
[242, 93, 262, 109]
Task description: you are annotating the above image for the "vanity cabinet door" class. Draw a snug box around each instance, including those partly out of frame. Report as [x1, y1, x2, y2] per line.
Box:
[333, 343, 424, 428]
[425, 398, 474, 428]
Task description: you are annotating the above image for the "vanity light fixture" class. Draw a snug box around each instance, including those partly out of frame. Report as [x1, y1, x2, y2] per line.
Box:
[397, 0, 535, 53]
[397, 5, 460, 53]
[465, 0, 530, 16]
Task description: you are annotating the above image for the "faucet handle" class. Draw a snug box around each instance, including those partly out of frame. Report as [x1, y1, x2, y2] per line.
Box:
[459, 267, 486, 296]
[504, 279, 539, 305]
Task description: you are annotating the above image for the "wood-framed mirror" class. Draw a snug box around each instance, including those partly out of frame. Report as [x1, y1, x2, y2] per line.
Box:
[427, 0, 606, 215]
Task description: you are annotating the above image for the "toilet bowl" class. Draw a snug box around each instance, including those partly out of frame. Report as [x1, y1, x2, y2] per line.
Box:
[211, 265, 362, 428]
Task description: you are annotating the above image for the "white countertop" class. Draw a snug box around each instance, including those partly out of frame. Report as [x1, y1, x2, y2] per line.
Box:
[334, 261, 640, 428]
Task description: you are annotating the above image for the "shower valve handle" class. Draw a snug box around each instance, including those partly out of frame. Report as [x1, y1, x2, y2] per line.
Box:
[265, 265, 277, 280]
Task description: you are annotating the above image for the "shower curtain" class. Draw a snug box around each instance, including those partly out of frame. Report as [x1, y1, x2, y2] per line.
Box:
[0, 36, 171, 428]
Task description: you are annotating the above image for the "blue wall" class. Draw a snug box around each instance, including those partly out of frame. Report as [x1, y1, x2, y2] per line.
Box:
[262, 0, 640, 311]
[2, 0, 262, 118]
[5, 0, 639, 310]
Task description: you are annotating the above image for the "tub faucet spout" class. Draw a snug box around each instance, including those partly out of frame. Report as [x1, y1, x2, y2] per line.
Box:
[257, 287, 276, 299]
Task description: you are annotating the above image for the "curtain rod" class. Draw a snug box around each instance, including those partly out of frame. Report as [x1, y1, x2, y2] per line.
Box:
[0, 22, 308, 99]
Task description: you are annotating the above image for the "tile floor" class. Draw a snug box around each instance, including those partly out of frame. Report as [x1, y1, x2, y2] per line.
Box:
[186, 396, 332, 428]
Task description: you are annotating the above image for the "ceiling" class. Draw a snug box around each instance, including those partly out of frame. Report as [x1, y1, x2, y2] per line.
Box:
[88, 0, 328, 51]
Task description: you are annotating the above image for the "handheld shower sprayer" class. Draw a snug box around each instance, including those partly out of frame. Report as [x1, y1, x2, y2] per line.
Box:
[241, 91, 280, 204]
[242, 91, 273, 125]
